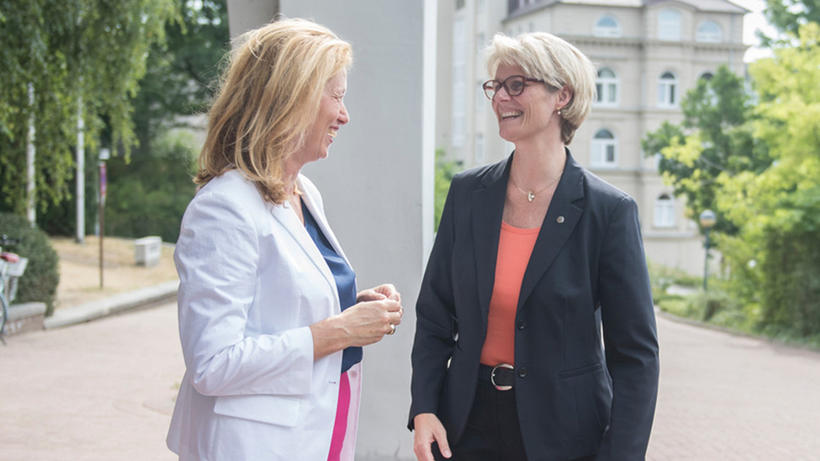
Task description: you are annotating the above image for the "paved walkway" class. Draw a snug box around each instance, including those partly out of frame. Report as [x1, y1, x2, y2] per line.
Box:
[2, 304, 820, 460]
[0, 303, 182, 461]
[647, 313, 820, 460]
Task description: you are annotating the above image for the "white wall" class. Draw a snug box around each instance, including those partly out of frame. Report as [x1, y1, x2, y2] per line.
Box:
[270, 1, 433, 459]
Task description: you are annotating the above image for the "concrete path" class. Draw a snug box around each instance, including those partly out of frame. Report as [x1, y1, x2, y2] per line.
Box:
[2, 304, 820, 460]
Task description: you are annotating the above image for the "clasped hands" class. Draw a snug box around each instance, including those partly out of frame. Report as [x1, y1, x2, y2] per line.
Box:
[310, 283, 403, 360]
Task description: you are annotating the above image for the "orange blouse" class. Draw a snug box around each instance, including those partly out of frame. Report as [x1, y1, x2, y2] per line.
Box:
[480, 221, 540, 366]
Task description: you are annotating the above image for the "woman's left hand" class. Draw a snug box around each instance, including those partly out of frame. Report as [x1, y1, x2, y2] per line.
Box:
[357, 283, 401, 303]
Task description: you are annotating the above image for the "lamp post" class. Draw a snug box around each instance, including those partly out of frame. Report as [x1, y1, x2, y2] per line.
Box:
[699, 209, 717, 292]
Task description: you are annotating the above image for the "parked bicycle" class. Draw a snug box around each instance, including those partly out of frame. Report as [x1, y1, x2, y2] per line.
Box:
[1, 234, 28, 344]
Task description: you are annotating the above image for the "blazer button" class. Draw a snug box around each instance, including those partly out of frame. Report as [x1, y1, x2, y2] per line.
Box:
[518, 367, 528, 378]
[517, 321, 526, 330]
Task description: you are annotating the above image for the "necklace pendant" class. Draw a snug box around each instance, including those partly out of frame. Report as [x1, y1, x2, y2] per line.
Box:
[527, 192, 535, 202]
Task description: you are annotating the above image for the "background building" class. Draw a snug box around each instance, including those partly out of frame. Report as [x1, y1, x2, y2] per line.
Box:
[437, 0, 748, 274]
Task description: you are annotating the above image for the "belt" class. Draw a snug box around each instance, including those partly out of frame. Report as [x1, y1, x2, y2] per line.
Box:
[479, 363, 515, 391]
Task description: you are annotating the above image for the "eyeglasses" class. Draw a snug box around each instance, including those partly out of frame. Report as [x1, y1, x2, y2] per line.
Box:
[482, 75, 545, 100]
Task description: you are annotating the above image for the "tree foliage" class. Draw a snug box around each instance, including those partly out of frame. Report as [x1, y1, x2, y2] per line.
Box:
[0, 0, 177, 218]
[132, 0, 228, 156]
[716, 24, 820, 337]
[642, 66, 770, 234]
[761, 0, 820, 44]
[434, 149, 462, 231]
[105, 132, 197, 242]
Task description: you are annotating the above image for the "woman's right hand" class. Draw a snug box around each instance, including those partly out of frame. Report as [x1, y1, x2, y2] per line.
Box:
[413, 413, 451, 460]
[338, 298, 403, 346]
[310, 298, 402, 359]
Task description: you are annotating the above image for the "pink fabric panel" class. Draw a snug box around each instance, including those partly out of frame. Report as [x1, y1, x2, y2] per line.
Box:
[327, 371, 351, 461]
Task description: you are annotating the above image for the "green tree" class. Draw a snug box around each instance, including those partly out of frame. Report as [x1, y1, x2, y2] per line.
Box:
[132, 0, 229, 156]
[642, 66, 770, 234]
[716, 24, 820, 337]
[760, 0, 820, 44]
[434, 149, 462, 231]
[105, 133, 197, 242]
[0, 0, 177, 219]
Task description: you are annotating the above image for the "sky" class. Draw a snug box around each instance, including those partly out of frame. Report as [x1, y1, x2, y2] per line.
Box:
[729, 0, 778, 61]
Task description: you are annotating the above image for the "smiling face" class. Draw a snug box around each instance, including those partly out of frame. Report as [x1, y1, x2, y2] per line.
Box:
[294, 72, 350, 165]
[491, 63, 566, 145]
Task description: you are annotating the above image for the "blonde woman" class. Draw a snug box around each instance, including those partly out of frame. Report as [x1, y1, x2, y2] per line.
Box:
[410, 32, 658, 461]
[166, 18, 402, 461]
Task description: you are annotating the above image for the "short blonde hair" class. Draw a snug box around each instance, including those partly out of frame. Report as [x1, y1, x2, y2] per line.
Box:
[486, 32, 595, 144]
[196, 18, 352, 204]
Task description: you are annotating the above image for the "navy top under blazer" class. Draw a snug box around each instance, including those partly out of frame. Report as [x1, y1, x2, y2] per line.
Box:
[302, 201, 361, 373]
[409, 150, 659, 461]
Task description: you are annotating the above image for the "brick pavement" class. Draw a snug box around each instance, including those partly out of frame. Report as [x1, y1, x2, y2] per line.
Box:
[647, 314, 820, 461]
[0, 302, 182, 461]
[2, 303, 820, 460]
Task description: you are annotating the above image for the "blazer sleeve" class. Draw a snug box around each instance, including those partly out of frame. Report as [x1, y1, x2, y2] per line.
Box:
[595, 196, 660, 460]
[174, 190, 315, 397]
[408, 181, 459, 429]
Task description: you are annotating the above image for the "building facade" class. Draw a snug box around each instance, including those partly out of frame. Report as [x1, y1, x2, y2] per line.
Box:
[437, 0, 748, 274]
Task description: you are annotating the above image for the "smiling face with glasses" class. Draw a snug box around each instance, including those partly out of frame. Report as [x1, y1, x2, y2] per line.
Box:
[482, 75, 545, 100]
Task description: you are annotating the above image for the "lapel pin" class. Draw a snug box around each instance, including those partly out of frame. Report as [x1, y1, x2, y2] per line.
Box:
[556, 216, 565, 223]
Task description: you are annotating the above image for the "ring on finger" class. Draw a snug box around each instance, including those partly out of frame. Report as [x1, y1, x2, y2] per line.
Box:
[387, 324, 396, 335]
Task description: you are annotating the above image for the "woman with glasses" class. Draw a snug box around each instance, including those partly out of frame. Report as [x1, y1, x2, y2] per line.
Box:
[409, 32, 658, 461]
[166, 18, 403, 461]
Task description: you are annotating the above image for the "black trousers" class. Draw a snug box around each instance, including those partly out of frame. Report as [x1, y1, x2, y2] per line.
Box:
[433, 380, 595, 461]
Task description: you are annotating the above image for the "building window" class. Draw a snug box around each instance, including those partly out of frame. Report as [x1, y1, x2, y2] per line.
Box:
[590, 129, 617, 167]
[475, 33, 486, 55]
[475, 134, 485, 163]
[594, 15, 621, 37]
[654, 194, 676, 227]
[699, 72, 718, 105]
[451, 17, 466, 147]
[658, 9, 681, 41]
[696, 21, 722, 42]
[595, 67, 618, 106]
[507, 0, 518, 15]
[657, 71, 678, 107]
[456, 0, 465, 10]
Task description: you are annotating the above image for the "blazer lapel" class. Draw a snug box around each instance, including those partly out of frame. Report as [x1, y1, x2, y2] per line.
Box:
[267, 199, 337, 295]
[472, 156, 513, 328]
[518, 151, 585, 311]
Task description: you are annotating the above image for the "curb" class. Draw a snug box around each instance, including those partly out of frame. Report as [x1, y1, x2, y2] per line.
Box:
[44, 281, 179, 330]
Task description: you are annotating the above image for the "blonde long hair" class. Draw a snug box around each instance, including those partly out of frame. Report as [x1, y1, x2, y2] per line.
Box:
[195, 18, 352, 204]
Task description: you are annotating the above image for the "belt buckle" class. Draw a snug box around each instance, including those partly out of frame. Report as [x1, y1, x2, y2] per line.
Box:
[490, 363, 514, 391]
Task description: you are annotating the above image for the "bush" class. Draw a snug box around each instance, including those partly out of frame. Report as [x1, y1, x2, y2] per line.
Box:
[647, 259, 701, 303]
[0, 213, 60, 315]
[104, 132, 197, 242]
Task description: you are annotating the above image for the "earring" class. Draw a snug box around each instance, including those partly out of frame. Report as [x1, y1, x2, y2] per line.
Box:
[557, 109, 562, 116]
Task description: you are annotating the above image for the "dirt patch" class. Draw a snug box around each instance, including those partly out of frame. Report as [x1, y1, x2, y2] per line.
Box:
[51, 236, 178, 310]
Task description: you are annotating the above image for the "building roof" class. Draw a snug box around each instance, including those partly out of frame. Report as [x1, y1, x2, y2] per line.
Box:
[564, 0, 749, 13]
[505, 0, 749, 20]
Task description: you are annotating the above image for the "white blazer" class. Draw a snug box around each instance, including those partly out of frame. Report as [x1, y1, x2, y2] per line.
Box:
[167, 170, 361, 460]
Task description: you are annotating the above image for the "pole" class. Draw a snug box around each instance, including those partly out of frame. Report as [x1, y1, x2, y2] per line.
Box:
[703, 229, 710, 292]
[76, 96, 85, 243]
[26, 83, 36, 226]
[98, 160, 106, 289]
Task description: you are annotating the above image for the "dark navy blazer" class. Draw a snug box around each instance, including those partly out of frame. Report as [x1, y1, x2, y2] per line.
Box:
[409, 151, 659, 461]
